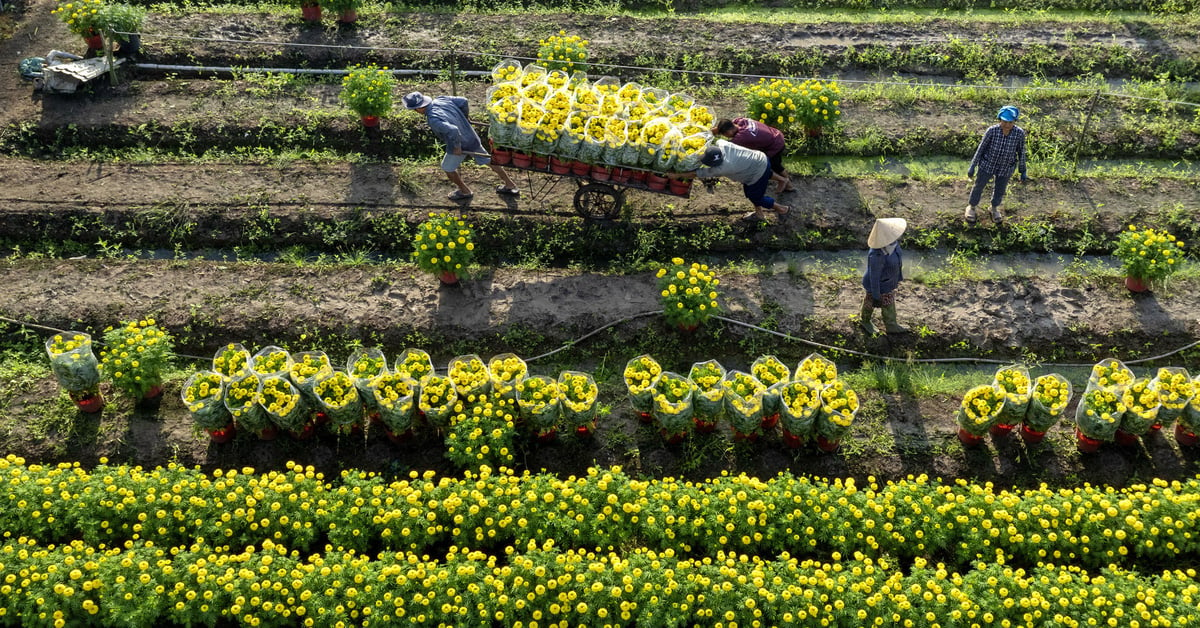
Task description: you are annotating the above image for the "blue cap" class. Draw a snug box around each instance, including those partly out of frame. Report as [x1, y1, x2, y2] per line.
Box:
[701, 146, 724, 167]
[997, 106, 1019, 122]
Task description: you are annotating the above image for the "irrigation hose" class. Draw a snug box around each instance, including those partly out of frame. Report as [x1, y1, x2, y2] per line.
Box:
[2, 312, 1196, 370]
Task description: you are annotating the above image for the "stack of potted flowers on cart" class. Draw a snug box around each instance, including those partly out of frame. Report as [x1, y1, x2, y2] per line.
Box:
[779, 377, 821, 449]
[815, 378, 859, 452]
[752, 355, 791, 430]
[45, 332, 105, 413]
[956, 383, 1006, 448]
[517, 374, 561, 441]
[688, 360, 725, 436]
[183, 370, 233, 442]
[1151, 367, 1195, 446]
[990, 365, 1032, 437]
[368, 371, 417, 443]
[1115, 377, 1160, 446]
[485, 60, 715, 193]
[652, 370, 694, 443]
[1019, 373, 1072, 444]
[624, 354, 662, 423]
[559, 370, 600, 437]
[722, 371, 765, 442]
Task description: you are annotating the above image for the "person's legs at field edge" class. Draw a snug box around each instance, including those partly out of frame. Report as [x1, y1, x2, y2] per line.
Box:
[742, 168, 789, 219]
[769, 150, 793, 193]
[442, 153, 471, 197]
[989, 174, 1011, 220]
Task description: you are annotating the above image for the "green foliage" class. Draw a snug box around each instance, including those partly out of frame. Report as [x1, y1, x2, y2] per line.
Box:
[98, 318, 174, 398]
[339, 65, 395, 118]
[656, 257, 721, 328]
[746, 78, 843, 133]
[51, 0, 106, 36]
[537, 30, 589, 74]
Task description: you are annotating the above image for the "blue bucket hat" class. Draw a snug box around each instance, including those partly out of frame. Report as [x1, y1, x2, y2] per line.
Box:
[403, 91, 433, 110]
[997, 106, 1019, 122]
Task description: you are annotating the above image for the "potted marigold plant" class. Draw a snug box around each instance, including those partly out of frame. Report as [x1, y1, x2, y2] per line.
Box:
[956, 384, 1005, 448]
[722, 371, 765, 441]
[656, 257, 721, 332]
[340, 64, 395, 127]
[45, 332, 105, 413]
[93, 2, 144, 54]
[182, 370, 233, 442]
[324, 0, 361, 23]
[517, 375, 560, 441]
[98, 318, 173, 401]
[412, 212, 476, 285]
[1020, 373, 1072, 444]
[746, 77, 842, 137]
[624, 354, 662, 423]
[537, 30, 589, 75]
[559, 370, 600, 437]
[297, 0, 321, 22]
[654, 371, 695, 442]
[816, 379, 859, 452]
[1114, 224, 1185, 292]
[52, 0, 107, 49]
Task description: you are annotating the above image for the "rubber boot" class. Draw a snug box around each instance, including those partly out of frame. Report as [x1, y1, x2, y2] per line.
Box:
[859, 295, 879, 335]
[882, 304, 909, 334]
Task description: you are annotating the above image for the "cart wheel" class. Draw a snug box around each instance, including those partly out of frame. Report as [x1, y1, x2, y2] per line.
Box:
[574, 183, 624, 220]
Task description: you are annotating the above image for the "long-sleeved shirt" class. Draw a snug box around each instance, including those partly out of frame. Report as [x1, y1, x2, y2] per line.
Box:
[425, 96, 485, 154]
[861, 244, 904, 300]
[695, 139, 769, 185]
[727, 118, 786, 157]
[969, 124, 1027, 177]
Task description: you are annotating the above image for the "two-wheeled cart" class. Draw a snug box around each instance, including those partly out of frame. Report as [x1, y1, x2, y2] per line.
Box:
[486, 146, 695, 220]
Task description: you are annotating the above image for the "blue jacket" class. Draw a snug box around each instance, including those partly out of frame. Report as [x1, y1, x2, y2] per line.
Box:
[862, 244, 904, 300]
[425, 96, 485, 154]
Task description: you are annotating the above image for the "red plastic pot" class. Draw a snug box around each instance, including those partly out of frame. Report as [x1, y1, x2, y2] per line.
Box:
[1124, 276, 1150, 293]
[732, 430, 759, 443]
[781, 428, 805, 449]
[990, 423, 1015, 437]
[300, 3, 321, 21]
[531, 154, 549, 170]
[1019, 423, 1046, 444]
[1076, 428, 1102, 453]
[693, 417, 717, 434]
[957, 427, 985, 448]
[549, 156, 571, 174]
[84, 33, 104, 50]
[491, 148, 512, 166]
[74, 392, 105, 414]
[439, 271, 459, 285]
[816, 435, 841, 452]
[676, 322, 698, 333]
[637, 411, 654, 424]
[591, 165, 612, 181]
[761, 413, 780, 430]
[386, 428, 414, 444]
[668, 178, 692, 196]
[360, 115, 380, 127]
[575, 420, 597, 438]
[536, 428, 558, 442]
[1175, 423, 1199, 447]
[315, 411, 330, 425]
[142, 385, 163, 401]
[207, 423, 236, 443]
[661, 430, 686, 444]
[1114, 429, 1140, 447]
[630, 170, 648, 183]
[646, 173, 668, 191]
[570, 161, 591, 176]
[512, 152, 532, 168]
[610, 168, 631, 184]
[1149, 422, 1163, 432]
[337, 9, 357, 23]
[291, 423, 317, 440]
[257, 426, 279, 441]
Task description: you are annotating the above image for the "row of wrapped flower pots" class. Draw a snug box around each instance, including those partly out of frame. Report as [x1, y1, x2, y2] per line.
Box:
[956, 359, 1200, 451]
[184, 345, 600, 453]
[491, 146, 693, 196]
[625, 352, 858, 452]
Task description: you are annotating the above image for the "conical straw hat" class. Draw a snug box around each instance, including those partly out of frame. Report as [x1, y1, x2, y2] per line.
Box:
[867, 218, 907, 249]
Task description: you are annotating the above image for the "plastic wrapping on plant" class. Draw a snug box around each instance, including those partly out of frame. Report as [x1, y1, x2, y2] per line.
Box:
[393, 349, 435, 386]
[517, 375, 561, 433]
[1022, 373, 1073, 434]
[289, 350, 332, 403]
[652, 371, 694, 435]
[314, 371, 363, 432]
[992, 365, 1033, 426]
[722, 371, 765, 436]
[1151, 366, 1193, 425]
[624, 354, 662, 414]
[1119, 377, 1161, 436]
[688, 360, 726, 422]
[489, 353, 528, 405]
[780, 378, 822, 440]
[1184, 376, 1200, 432]
[369, 372, 417, 434]
[795, 353, 838, 387]
[956, 384, 1006, 438]
[212, 343, 251, 381]
[1088, 358, 1134, 393]
[449, 354, 492, 399]
[1075, 383, 1126, 442]
[260, 375, 309, 433]
[347, 348, 388, 411]
[418, 375, 458, 429]
[558, 370, 599, 429]
[817, 379, 860, 441]
[250, 345, 292, 378]
[752, 356, 791, 417]
[181, 370, 231, 431]
[224, 373, 270, 433]
[45, 332, 100, 393]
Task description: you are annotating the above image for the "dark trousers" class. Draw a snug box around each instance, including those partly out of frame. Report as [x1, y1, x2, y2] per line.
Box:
[969, 172, 1010, 208]
[743, 167, 776, 210]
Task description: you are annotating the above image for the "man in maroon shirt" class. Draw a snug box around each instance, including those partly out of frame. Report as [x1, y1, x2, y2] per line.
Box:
[713, 118, 793, 194]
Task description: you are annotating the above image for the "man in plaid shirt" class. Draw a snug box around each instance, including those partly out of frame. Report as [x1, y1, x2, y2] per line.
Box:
[966, 106, 1028, 223]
